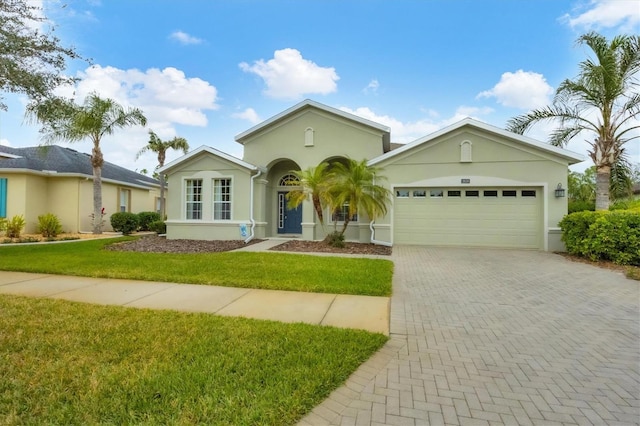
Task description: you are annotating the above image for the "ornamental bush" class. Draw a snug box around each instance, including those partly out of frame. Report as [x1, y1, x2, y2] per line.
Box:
[560, 210, 640, 265]
[137, 211, 161, 231]
[148, 220, 166, 234]
[37, 213, 63, 238]
[110, 212, 139, 235]
[5, 215, 26, 238]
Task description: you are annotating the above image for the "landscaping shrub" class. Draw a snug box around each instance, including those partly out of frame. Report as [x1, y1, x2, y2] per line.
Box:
[568, 199, 595, 213]
[0, 217, 6, 233]
[609, 198, 640, 211]
[37, 213, 63, 238]
[148, 220, 166, 234]
[325, 231, 345, 248]
[560, 210, 640, 265]
[110, 212, 140, 235]
[5, 215, 26, 238]
[137, 211, 161, 231]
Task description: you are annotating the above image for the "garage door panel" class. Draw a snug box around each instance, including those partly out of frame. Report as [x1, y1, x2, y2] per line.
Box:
[394, 187, 542, 249]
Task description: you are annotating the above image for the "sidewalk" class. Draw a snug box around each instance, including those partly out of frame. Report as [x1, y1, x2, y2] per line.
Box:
[0, 270, 389, 335]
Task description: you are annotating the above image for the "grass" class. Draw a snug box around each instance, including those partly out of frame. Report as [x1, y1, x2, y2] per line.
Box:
[0, 237, 393, 296]
[0, 295, 387, 425]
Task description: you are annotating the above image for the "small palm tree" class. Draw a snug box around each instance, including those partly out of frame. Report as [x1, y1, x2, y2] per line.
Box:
[286, 162, 332, 230]
[507, 31, 640, 210]
[26, 93, 147, 233]
[136, 130, 189, 218]
[330, 159, 391, 236]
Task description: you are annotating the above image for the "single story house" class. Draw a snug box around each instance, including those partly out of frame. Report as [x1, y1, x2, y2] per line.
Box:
[0, 145, 163, 234]
[159, 99, 584, 251]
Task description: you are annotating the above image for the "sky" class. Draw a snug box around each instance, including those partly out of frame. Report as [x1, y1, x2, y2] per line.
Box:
[1, 0, 639, 176]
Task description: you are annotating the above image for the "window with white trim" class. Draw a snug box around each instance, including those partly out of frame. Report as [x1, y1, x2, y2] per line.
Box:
[119, 189, 131, 212]
[332, 203, 357, 222]
[213, 178, 231, 220]
[185, 179, 203, 220]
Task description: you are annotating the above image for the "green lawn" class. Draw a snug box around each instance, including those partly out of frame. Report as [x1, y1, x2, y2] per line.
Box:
[0, 237, 393, 296]
[0, 295, 387, 425]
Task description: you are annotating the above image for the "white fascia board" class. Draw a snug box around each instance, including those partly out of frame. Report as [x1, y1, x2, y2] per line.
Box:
[0, 168, 158, 190]
[235, 99, 390, 143]
[368, 118, 586, 166]
[158, 145, 258, 174]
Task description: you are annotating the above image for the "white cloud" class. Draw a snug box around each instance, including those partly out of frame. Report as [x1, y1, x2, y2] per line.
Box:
[239, 48, 339, 100]
[562, 0, 640, 31]
[0, 139, 10, 147]
[363, 79, 379, 94]
[477, 70, 554, 110]
[339, 105, 493, 144]
[49, 64, 219, 173]
[232, 108, 261, 125]
[169, 31, 204, 45]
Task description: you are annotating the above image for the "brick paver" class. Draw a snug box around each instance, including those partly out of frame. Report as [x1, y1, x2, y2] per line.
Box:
[299, 247, 640, 426]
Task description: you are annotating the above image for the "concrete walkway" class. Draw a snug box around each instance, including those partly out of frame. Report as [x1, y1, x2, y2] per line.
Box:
[300, 246, 640, 425]
[0, 270, 389, 334]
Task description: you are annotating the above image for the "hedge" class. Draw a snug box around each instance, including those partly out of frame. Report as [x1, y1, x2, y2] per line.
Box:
[110, 212, 140, 235]
[559, 210, 640, 265]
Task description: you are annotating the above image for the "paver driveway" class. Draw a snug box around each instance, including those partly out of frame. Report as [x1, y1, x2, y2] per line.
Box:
[300, 246, 640, 426]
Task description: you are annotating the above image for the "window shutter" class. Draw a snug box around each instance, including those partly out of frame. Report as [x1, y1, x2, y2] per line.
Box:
[0, 178, 7, 218]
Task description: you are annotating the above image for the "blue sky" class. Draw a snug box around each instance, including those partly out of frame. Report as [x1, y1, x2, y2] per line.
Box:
[1, 0, 638, 175]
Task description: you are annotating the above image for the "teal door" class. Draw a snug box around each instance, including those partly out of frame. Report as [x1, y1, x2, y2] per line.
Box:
[277, 192, 302, 234]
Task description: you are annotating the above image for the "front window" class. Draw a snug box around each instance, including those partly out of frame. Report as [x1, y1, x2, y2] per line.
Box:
[185, 179, 203, 220]
[119, 189, 130, 212]
[333, 203, 357, 222]
[213, 178, 231, 220]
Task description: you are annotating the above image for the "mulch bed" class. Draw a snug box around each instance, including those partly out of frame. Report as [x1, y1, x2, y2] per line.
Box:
[105, 235, 392, 255]
[269, 239, 392, 256]
[106, 235, 265, 254]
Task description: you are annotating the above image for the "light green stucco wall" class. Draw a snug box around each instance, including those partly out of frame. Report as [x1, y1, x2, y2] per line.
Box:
[165, 152, 254, 240]
[242, 109, 386, 169]
[374, 127, 571, 250]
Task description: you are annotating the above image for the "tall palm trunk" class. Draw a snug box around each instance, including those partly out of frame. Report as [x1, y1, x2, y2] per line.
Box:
[595, 165, 611, 211]
[92, 144, 104, 234]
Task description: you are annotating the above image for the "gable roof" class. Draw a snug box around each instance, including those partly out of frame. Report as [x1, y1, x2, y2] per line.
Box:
[368, 118, 586, 166]
[158, 145, 258, 174]
[0, 145, 160, 188]
[235, 99, 392, 152]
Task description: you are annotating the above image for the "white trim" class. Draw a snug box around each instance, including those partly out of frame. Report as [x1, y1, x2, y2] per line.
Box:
[159, 145, 258, 174]
[235, 99, 390, 143]
[369, 117, 585, 166]
[212, 176, 233, 221]
[0, 169, 159, 190]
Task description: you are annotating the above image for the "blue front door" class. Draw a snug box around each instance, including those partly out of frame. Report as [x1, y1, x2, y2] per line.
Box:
[278, 191, 302, 234]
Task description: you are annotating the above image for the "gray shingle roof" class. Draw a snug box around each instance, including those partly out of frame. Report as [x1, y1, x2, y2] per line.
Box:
[0, 145, 160, 188]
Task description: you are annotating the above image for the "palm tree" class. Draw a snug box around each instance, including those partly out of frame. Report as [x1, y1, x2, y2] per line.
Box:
[136, 130, 189, 218]
[507, 32, 640, 210]
[26, 93, 147, 233]
[330, 159, 391, 236]
[285, 162, 333, 230]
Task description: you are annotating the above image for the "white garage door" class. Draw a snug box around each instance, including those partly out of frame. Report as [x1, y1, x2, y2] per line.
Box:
[393, 187, 542, 249]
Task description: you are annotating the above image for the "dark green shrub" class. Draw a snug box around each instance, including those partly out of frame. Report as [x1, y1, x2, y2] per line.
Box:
[582, 212, 640, 265]
[37, 213, 63, 238]
[5, 215, 26, 238]
[568, 199, 595, 213]
[148, 220, 166, 234]
[560, 210, 640, 265]
[325, 231, 345, 248]
[137, 211, 161, 231]
[110, 212, 140, 235]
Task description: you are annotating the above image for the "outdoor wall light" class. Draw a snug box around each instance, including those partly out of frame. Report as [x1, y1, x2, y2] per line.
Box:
[555, 183, 566, 198]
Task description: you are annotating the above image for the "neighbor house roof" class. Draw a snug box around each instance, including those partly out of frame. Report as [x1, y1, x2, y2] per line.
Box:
[0, 145, 160, 189]
[235, 99, 392, 152]
[368, 118, 586, 166]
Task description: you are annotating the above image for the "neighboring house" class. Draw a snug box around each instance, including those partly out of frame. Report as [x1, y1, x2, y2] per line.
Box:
[0, 145, 163, 234]
[160, 100, 584, 251]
